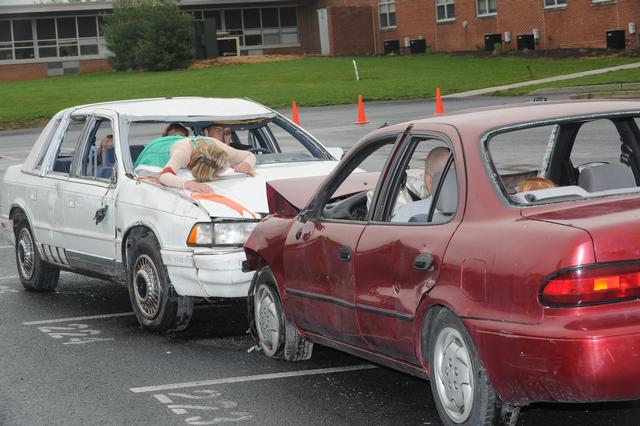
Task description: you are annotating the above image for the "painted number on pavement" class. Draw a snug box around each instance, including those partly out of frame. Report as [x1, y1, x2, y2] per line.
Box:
[153, 389, 253, 424]
[37, 323, 114, 345]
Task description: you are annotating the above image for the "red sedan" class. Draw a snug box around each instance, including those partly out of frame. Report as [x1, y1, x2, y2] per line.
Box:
[243, 100, 640, 425]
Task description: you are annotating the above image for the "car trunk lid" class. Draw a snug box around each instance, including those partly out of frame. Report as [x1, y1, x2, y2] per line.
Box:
[522, 196, 640, 263]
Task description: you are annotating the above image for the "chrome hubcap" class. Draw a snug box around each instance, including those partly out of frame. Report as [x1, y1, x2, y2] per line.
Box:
[434, 326, 474, 423]
[17, 228, 35, 280]
[133, 254, 162, 319]
[255, 286, 280, 356]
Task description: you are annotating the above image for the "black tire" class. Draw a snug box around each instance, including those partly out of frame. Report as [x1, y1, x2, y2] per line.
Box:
[127, 231, 194, 332]
[13, 213, 59, 292]
[252, 266, 312, 361]
[425, 308, 520, 426]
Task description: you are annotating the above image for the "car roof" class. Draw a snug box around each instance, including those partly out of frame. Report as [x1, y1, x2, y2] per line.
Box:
[410, 99, 640, 133]
[70, 97, 276, 121]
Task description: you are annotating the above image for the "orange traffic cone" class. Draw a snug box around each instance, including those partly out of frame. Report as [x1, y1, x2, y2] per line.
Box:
[435, 87, 444, 115]
[355, 95, 369, 125]
[291, 101, 300, 125]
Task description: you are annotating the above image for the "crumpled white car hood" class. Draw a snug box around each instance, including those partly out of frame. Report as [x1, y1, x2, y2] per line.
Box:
[165, 161, 338, 219]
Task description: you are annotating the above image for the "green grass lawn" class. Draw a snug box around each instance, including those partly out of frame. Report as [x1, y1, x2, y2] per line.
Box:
[497, 67, 640, 95]
[1, 54, 638, 129]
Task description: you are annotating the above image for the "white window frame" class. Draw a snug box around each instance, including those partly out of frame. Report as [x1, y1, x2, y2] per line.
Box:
[436, 0, 456, 22]
[476, 0, 497, 17]
[591, 0, 615, 3]
[544, 0, 567, 8]
[378, 0, 397, 30]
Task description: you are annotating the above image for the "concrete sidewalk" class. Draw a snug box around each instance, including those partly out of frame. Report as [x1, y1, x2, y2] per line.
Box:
[444, 61, 640, 98]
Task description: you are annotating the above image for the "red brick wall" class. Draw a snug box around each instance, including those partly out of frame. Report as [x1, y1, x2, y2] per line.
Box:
[79, 59, 113, 74]
[315, 0, 640, 53]
[329, 6, 375, 54]
[297, 5, 322, 54]
[0, 62, 48, 82]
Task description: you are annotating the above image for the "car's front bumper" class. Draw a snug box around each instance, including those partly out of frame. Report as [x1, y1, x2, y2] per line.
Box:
[468, 305, 640, 405]
[0, 215, 14, 246]
[161, 247, 252, 298]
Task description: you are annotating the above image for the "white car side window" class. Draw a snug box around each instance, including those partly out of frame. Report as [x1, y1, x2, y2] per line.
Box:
[50, 117, 86, 176]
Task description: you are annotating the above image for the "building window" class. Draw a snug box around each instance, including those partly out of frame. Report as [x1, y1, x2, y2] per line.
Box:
[194, 6, 298, 49]
[436, 0, 455, 22]
[544, 0, 567, 8]
[0, 15, 104, 63]
[476, 0, 497, 17]
[378, 0, 396, 29]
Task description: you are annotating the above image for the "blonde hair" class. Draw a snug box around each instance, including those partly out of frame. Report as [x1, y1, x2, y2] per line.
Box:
[188, 143, 229, 182]
[517, 176, 556, 192]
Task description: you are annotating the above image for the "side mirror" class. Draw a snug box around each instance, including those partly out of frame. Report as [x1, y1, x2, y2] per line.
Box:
[326, 147, 344, 160]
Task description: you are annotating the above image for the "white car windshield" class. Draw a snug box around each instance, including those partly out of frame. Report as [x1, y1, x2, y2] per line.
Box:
[125, 116, 330, 169]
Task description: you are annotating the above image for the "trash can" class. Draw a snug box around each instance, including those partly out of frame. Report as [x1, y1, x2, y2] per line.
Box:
[409, 39, 427, 54]
[606, 30, 625, 49]
[517, 34, 535, 51]
[383, 39, 400, 55]
[484, 33, 502, 51]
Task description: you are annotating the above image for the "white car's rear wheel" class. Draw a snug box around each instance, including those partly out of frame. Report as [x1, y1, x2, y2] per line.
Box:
[14, 213, 59, 292]
[127, 230, 194, 332]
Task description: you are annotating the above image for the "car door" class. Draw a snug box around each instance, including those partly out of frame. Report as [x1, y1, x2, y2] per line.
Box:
[59, 113, 119, 269]
[34, 114, 88, 254]
[283, 133, 401, 346]
[354, 132, 464, 364]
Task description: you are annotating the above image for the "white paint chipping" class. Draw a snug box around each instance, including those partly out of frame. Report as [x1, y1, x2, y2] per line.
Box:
[23, 311, 135, 325]
[130, 364, 377, 393]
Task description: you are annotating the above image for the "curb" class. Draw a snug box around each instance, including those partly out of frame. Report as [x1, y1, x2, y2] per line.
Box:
[570, 91, 640, 100]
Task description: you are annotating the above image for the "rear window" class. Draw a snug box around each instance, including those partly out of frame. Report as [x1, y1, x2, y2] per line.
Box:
[486, 116, 640, 206]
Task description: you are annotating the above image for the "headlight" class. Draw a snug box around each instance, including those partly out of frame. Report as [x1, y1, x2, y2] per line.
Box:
[187, 220, 258, 247]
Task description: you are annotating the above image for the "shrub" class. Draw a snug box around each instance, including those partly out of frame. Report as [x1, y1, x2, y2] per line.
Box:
[103, 0, 194, 71]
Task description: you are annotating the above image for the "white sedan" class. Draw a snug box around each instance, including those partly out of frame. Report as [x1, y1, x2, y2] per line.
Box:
[0, 97, 341, 332]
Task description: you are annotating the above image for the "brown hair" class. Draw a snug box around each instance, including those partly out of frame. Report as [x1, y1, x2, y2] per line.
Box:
[517, 176, 556, 192]
[162, 122, 189, 137]
[188, 144, 230, 182]
[96, 134, 113, 166]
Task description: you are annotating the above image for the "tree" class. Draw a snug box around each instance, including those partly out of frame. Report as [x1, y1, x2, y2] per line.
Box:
[103, 0, 193, 71]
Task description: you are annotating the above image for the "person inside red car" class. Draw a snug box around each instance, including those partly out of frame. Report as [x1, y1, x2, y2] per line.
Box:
[391, 146, 450, 222]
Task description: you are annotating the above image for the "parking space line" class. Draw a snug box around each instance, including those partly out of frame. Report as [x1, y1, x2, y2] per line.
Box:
[0, 245, 13, 249]
[0, 275, 18, 280]
[23, 312, 135, 325]
[130, 364, 377, 393]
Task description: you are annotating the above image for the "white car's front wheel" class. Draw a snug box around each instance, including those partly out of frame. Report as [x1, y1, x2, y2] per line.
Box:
[13, 212, 59, 292]
[127, 230, 194, 332]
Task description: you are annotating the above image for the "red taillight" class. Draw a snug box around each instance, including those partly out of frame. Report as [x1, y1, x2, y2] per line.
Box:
[541, 263, 640, 307]
[266, 184, 300, 217]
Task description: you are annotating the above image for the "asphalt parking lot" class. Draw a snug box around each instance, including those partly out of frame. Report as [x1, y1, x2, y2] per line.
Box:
[2, 96, 640, 425]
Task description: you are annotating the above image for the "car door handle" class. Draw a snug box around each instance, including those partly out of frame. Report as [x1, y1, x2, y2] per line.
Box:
[337, 246, 352, 262]
[413, 253, 434, 271]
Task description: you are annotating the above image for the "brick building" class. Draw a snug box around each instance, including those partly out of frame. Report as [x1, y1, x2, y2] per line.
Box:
[1, 0, 638, 81]
[319, 0, 640, 55]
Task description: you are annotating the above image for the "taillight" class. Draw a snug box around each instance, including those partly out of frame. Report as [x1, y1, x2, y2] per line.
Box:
[266, 183, 299, 217]
[540, 263, 640, 307]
